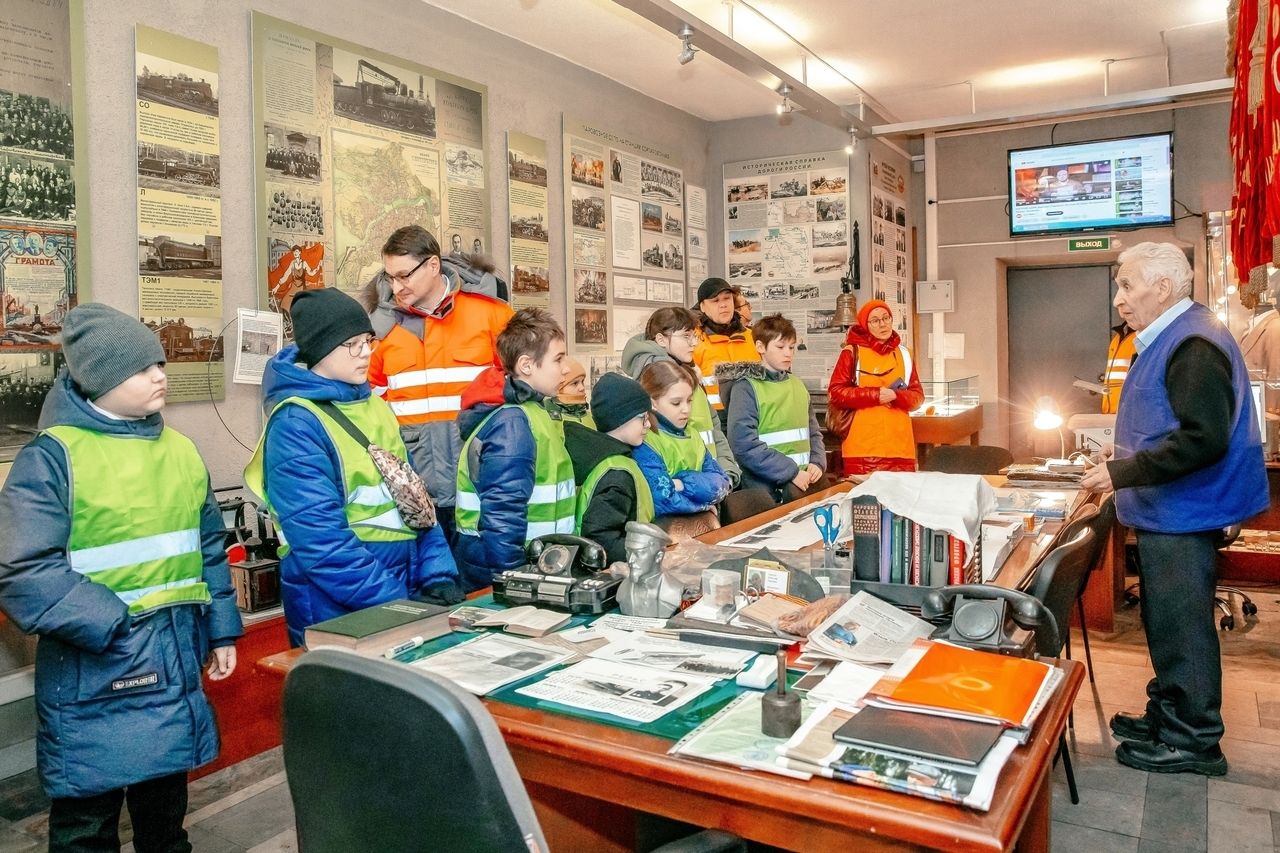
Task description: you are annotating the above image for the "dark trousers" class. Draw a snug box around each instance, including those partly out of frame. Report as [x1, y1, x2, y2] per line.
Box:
[48, 772, 190, 853]
[1135, 529, 1224, 752]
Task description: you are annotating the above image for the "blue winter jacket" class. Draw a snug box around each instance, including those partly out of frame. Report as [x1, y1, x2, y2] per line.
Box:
[453, 375, 554, 590]
[0, 371, 243, 798]
[633, 411, 732, 516]
[259, 346, 458, 645]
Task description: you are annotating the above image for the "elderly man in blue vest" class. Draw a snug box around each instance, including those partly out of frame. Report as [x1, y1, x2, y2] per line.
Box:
[1081, 242, 1268, 776]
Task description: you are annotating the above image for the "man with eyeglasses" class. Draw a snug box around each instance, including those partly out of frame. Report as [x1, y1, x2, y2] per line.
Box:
[364, 225, 513, 549]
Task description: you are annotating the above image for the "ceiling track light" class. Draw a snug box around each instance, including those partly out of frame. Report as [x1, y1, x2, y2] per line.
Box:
[844, 129, 858, 155]
[775, 83, 794, 115]
[677, 24, 699, 65]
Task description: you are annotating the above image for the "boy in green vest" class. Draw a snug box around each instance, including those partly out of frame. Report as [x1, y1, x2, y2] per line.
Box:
[727, 314, 826, 504]
[564, 372, 655, 564]
[455, 308, 577, 590]
[0, 303, 242, 851]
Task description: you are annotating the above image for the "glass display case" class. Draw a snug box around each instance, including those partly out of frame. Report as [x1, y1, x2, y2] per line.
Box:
[911, 376, 979, 418]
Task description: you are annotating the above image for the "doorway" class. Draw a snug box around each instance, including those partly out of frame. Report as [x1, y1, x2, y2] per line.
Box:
[1006, 264, 1116, 458]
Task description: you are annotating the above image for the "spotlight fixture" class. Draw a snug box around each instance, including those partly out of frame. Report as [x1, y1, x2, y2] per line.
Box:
[677, 24, 699, 65]
[844, 129, 857, 155]
[775, 83, 793, 115]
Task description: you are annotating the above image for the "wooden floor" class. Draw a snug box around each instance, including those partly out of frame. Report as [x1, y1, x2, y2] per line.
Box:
[2, 582, 1278, 853]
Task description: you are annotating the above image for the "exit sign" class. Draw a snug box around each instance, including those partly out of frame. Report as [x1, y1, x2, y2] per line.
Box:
[1068, 237, 1111, 251]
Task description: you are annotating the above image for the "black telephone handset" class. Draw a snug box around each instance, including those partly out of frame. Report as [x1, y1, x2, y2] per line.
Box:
[921, 584, 1056, 658]
[525, 534, 608, 579]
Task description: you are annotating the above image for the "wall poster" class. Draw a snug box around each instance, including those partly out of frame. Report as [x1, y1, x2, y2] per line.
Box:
[135, 26, 224, 403]
[562, 116, 687, 379]
[507, 131, 549, 307]
[250, 13, 489, 334]
[722, 151, 849, 389]
[869, 150, 913, 347]
[0, 0, 86, 445]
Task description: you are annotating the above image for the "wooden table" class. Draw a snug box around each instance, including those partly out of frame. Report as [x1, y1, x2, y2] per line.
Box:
[258, 646, 1082, 853]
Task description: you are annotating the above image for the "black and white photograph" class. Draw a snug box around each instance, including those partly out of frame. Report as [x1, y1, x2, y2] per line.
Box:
[727, 181, 768, 203]
[813, 247, 847, 276]
[640, 160, 681, 204]
[641, 201, 662, 232]
[806, 309, 840, 334]
[663, 208, 683, 237]
[663, 240, 684, 271]
[267, 185, 324, 235]
[728, 261, 762, 279]
[331, 48, 436, 138]
[574, 307, 608, 345]
[136, 55, 219, 118]
[763, 283, 789, 300]
[790, 283, 821, 300]
[263, 125, 320, 181]
[573, 268, 607, 304]
[138, 229, 221, 279]
[0, 351, 63, 447]
[573, 232, 606, 268]
[570, 149, 605, 188]
[411, 635, 570, 695]
[736, 284, 764, 301]
[239, 329, 276, 356]
[0, 90, 73, 159]
[872, 220, 885, 246]
[640, 231, 664, 271]
[769, 174, 807, 199]
[817, 197, 847, 222]
[510, 202, 549, 242]
[513, 264, 549, 295]
[445, 143, 484, 188]
[610, 151, 623, 184]
[0, 152, 74, 221]
[508, 146, 547, 187]
[809, 170, 847, 195]
[728, 228, 765, 255]
[812, 222, 847, 248]
[570, 185, 606, 232]
[895, 204, 907, 227]
[138, 142, 220, 196]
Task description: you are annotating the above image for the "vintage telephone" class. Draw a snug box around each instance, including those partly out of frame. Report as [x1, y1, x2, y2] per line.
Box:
[920, 585, 1054, 658]
[215, 488, 282, 613]
[493, 534, 621, 614]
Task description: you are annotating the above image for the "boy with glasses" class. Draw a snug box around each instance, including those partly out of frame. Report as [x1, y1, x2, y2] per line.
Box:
[246, 288, 460, 647]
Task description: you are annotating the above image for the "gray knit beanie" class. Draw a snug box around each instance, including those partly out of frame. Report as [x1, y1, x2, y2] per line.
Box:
[60, 303, 167, 400]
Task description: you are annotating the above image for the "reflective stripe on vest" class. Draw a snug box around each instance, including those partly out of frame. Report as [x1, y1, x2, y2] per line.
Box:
[244, 395, 416, 556]
[687, 385, 718, 460]
[455, 401, 577, 541]
[841, 344, 917, 461]
[574, 456, 655, 530]
[44, 425, 211, 614]
[693, 329, 758, 411]
[750, 375, 813, 468]
[1103, 330, 1137, 415]
[643, 425, 708, 475]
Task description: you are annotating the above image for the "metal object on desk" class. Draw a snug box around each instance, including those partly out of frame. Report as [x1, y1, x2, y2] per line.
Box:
[813, 502, 842, 569]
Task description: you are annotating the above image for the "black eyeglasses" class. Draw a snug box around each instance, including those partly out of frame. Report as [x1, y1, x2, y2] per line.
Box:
[385, 255, 431, 286]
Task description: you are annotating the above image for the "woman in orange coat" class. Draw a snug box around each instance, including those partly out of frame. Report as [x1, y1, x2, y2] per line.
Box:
[827, 300, 924, 475]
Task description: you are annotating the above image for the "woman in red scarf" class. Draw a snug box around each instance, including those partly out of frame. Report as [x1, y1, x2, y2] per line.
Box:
[827, 300, 924, 475]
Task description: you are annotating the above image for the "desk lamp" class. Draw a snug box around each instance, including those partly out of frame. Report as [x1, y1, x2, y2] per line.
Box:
[1032, 396, 1066, 459]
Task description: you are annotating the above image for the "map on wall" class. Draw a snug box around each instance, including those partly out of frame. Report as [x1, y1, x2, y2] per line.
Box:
[250, 14, 488, 333]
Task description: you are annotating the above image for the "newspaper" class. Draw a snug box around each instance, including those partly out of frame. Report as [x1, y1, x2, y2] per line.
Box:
[803, 661, 886, 709]
[806, 591, 935, 665]
[411, 634, 572, 695]
[516, 658, 716, 723]
[668, 692, 814, 779]
[232, 308, 283, 385]
[593, 614, 668, 632]
[718, 499, 851, 551]
[588, 633, 756, 679]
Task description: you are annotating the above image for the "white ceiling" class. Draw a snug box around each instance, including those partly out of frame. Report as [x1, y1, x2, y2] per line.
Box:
[424, 0, 1230, 127]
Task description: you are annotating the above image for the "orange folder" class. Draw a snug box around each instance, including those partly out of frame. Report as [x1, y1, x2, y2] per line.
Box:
[884, 642, 1052, 727]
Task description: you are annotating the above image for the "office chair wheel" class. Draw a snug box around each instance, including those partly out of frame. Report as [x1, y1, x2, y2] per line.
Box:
[1220, 614, 1235, 631]
[1242, 600, 1258, 617]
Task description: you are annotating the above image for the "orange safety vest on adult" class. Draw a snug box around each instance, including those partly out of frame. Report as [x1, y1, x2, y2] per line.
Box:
[1102, 323, 1137, 415]
[827, 325, 925, 475]
[365, 269, 513, 507]
[692, 320, 759, 410]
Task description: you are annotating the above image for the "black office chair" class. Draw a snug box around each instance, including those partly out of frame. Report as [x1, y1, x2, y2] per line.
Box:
[1026, 527, 1097, 807]
[1068, 495, 1117, 684]
[1048, 503, 1102, 683]
[283, 649, 746, 853]
[920, 445, 1014, 475]
[1123, 522, 1259, 631]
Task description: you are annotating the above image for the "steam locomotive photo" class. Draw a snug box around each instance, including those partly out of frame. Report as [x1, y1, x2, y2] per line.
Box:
[138, 157, 218, 186]
[136, 69, 218, 117]
[140, 234, 221, 273]
[332, 59, 436, 137]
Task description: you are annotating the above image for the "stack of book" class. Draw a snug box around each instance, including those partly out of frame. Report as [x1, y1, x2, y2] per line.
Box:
[849, 494, 975, 586]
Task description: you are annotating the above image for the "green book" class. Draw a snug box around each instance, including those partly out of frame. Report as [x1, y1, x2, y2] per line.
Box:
[303, 599, 451, 654]
[890, 515, 907, 584]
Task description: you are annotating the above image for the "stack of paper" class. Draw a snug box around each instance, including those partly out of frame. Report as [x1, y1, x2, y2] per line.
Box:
[804, 591, 936, 665]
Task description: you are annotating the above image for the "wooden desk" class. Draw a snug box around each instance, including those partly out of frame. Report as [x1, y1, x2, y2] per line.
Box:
[258, 647, 1082, 852]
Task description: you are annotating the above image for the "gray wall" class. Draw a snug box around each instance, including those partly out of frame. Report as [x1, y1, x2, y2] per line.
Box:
[930, 103, 1229, 447]
[78, 0, 712, 489]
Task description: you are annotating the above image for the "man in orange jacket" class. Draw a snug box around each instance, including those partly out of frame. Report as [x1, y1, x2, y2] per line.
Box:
[364, 225, 513, 546]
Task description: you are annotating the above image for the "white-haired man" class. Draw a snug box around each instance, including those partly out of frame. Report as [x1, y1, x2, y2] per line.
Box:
[1082, 242, 1268, 776]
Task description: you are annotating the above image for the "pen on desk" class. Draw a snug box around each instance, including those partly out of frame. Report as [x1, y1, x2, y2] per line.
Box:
[384, 636, 425, 659]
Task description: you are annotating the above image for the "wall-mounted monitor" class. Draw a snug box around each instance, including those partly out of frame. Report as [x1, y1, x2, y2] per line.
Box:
[1008, 132, 1173, 237]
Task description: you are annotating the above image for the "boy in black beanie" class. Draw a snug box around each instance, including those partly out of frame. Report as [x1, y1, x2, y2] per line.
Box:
[563, 372, 655, 564]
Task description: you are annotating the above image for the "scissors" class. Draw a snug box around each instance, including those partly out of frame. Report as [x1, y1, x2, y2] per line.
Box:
[812, 503, 841, 549]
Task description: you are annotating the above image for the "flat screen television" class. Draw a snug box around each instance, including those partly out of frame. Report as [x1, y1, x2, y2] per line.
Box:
[1008, 132, 1173, 237]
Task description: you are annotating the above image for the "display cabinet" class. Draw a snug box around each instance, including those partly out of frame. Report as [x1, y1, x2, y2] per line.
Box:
[910, 375, 982, 450]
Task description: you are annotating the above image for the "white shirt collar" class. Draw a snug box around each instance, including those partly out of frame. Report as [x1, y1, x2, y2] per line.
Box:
[87, 398, 141, 421]
[1134, 297, 1193, 354]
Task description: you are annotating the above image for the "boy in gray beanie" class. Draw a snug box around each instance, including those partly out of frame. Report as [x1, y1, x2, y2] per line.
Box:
[0, 302, 242, 851]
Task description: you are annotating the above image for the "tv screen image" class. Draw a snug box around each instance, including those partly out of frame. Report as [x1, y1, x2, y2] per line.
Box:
[1008, 132, 1172, 237]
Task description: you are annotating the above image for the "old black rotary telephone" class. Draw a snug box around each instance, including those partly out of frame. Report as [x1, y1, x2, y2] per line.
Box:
[493, 534, 621, 614]
[920, 585, 1055, 658]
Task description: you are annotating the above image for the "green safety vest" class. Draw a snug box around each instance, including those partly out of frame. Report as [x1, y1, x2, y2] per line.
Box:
[562, 409, 596, 430]
[245, 395, 416, 556]
[44, 425, 212, 614]
[456, 401, 576, 541]
[574, 455, 655, 530]
[749, 375, 812, 468]
[687, 385, 718, 458]
[643, 424, 708, 474]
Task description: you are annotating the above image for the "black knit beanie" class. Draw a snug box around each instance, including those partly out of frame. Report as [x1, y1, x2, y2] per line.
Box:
[591, 372, 651, 434]
[290, 288, 374, 367]
[60, 303, 167, 400]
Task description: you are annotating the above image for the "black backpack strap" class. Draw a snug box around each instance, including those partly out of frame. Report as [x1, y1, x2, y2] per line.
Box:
[314, 400, 371, 448]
